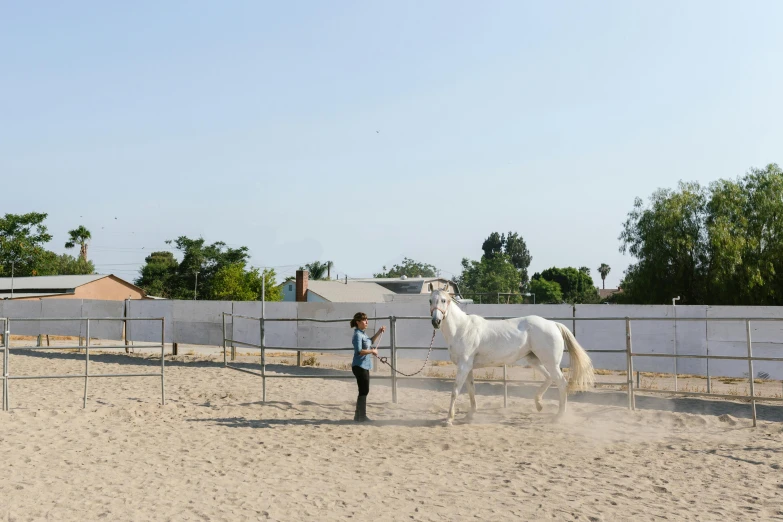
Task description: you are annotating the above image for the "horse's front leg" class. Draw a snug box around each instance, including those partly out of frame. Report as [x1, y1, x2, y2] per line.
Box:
[446, 363, 472, 426]
[465, 370, 477, 420]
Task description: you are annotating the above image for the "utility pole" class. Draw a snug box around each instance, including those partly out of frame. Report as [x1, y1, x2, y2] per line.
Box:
[11, 260, 14, 299]
[194, 271, 199, 300]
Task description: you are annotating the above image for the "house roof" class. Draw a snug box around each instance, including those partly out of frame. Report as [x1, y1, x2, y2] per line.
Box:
[352, 277, 449, 283]
[0, 274, 145, 299]
[306, 281, 395, 303]
[0, 274, 108, 291]
[598, 288, 621, 299]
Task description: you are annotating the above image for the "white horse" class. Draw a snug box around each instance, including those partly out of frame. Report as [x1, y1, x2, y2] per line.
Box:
[429, 289, 594, 425]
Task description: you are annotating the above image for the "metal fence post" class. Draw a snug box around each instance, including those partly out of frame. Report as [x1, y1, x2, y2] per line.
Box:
[83, 319, 90, 408]
[260, 316, 266, 403]
[161, 318, 166, 406]
[390, 316, 397, 404]
[625, 318, 635, 410]
[746, 320, 757, 427]
[503, 365, 508, 408]
[3, 319, 8, 411]
[705, 318, 711, 394]
[222, 313, 228, 367]
[673, 307, 678, 392]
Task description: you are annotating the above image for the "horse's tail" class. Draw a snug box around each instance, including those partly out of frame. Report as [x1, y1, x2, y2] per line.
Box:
[555, 322, 595, 393]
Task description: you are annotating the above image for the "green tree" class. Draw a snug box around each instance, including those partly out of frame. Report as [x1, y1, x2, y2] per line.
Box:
[374, 257, 437, 278]
[597, 263, 611, 289]
[703, 164, 783, 305]
[210, 264, 257, 301]
[135, 251, 179, 298]
[64, 225, 92, 262]
[0, 212, 54, 277]
[208, 264, 282, 301]
[457, 253, 522, 303]
[479, 231, 532, 289]
[619, 181, 708, 304]
[166, 236, 250, 300]
[534, 267, 599, 304]
[134, 237, 272, 300]
[617, 164, 783, 305]
[529, 277, 563, 304]
[38, 253, 96, 275]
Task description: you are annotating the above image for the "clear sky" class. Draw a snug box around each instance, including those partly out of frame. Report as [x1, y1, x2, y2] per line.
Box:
[2, 1, 781, 288]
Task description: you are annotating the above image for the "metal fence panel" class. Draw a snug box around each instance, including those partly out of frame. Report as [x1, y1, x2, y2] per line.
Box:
[81, 300, 125, 340]
[576, 305, 676, 372]
[260, 302, 297, 349]
[231, 302, 261, 347]
[39, 300, 84, 336]
[2, 300, 42, 336]
[127, 300, 174, 342]
[297, 302, 372, 349]
[707, 307, 783, 380]
[172, 300, 232, 346]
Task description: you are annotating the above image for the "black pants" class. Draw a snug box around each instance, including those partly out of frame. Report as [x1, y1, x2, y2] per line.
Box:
[352, 366, 370, 396]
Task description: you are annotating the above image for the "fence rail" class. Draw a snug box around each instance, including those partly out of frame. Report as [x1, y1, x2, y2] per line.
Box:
[221, 313, 783, 426]
[0, 317, 165, 411]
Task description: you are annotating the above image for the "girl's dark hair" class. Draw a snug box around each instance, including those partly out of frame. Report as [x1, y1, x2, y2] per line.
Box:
[350, 312, 367, 329]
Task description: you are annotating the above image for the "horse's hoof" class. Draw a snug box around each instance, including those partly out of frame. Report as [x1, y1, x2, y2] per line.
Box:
[535, 401, 543, 412]
[445, 419, 454, 427]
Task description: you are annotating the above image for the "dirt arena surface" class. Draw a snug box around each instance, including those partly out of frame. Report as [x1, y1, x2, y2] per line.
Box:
[1, 348, 782, 521]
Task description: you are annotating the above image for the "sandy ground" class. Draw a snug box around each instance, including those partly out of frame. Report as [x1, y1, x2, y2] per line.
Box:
[1, 345, 783, 521]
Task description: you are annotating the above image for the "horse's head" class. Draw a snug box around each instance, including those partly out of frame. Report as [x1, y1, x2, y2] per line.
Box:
[429, 288, 451, 329]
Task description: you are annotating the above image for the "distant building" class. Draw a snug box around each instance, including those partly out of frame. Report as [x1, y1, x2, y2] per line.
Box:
[598, 288, 621, 300]
[0, 275, 147, 300]
[280, 271, 459, 303]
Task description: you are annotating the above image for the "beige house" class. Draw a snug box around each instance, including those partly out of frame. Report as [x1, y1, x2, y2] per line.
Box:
[0, 275, 146, 301]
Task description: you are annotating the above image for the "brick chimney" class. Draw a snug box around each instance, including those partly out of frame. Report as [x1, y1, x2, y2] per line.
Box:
[295, 270, 309, 302]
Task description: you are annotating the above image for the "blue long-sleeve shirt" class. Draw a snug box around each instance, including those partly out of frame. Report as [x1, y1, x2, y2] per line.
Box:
[352, 328, 373, 370]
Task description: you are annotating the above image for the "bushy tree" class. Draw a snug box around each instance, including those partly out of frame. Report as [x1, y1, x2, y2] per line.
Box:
[618, 163, 783, 305]
[374, 257, 437, 278]
[529, 277, 563, 304]
[0, 212, 53, 277]
[135, 236, 281, 301]
[457, 253, 523, 303]
[209, 264, 282, 301]
[39, 253, 95, 275]
[480, 231, 532, 289]
[136, 251, 179, 298]
[533, 267, 599, 304]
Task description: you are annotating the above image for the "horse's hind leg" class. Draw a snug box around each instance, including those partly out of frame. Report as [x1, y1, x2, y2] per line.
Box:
[550, 366, 569, 418]
[531, 363, 553, 413]
[465, 370, 477, 420]
[526, 354, 553, 413]
[446, 363, 472, 426]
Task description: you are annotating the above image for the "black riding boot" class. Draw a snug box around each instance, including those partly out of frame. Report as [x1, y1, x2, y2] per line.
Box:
[355, 395, 370, 422]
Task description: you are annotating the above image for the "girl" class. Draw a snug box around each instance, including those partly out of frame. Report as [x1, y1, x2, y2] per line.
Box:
[350, 312, 385, 422]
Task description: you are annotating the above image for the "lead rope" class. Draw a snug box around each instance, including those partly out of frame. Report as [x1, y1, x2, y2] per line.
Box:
[372, 329, 438, 377]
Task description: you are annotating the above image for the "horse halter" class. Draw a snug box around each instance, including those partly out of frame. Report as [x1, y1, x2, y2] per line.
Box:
[430, 301, 450, 320]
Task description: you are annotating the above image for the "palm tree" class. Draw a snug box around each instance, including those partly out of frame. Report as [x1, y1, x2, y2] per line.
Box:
[65, 226, 92, 262]
[300, 261, 328, 280]
[597, 263, 611, 289]
[326, 261, 334, 280]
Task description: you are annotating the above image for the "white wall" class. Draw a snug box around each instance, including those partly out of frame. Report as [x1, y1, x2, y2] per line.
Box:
[2, 300, 782, 379]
